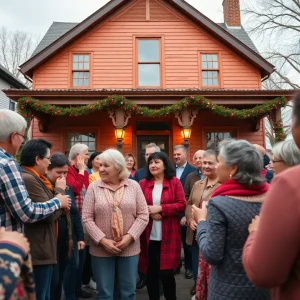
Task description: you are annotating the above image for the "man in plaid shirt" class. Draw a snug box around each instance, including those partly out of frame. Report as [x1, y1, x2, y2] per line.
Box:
[0, 109, 71, 233]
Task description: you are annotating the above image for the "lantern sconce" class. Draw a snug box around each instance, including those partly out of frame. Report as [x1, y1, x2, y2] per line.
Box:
[115, 127, 125, 151]
[181, 127, 192, 148]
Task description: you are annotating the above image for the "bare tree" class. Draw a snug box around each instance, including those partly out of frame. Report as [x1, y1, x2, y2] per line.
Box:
[0, 26, 39, 86]
[243, 0, 300, 89]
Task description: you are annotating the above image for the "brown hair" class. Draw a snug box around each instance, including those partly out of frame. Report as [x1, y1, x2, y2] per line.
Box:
[124, 153, 137, 170]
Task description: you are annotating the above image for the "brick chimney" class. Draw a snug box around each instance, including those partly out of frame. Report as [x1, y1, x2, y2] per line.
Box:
[223, 0, 241, 27]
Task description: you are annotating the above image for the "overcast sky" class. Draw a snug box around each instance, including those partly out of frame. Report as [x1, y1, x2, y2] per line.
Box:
[0, 0, 226, 37]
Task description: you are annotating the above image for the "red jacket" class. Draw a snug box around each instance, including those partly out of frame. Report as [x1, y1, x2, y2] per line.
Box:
[138, 176, 186, 273]
[66, 166, 89, 195]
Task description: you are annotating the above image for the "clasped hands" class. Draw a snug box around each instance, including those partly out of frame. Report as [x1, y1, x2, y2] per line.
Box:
[148, 205, 162, 221]
[190, 201, 208, 230]
[100, 234, 134, 255]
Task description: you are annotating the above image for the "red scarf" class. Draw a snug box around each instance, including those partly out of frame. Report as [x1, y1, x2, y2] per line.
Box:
[212, 179, 269, 198]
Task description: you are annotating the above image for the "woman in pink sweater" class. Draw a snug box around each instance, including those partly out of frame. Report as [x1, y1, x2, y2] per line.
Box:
[82, 149, 149, 300]
[243, 92, 300, 300]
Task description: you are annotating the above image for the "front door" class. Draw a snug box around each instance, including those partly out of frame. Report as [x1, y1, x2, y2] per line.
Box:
[137, 135, 169, 168]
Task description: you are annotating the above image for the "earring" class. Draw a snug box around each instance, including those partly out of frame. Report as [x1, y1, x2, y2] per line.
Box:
[229, 174, 232, 178]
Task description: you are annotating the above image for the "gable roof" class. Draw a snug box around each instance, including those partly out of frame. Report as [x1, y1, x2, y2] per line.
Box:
[20, 0, 274, 78]
[0, 64, 28, 89]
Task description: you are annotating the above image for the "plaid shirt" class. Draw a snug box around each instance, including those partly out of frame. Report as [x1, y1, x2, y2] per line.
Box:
[0, 147, 61, 232]
[138, 176, 186, 273]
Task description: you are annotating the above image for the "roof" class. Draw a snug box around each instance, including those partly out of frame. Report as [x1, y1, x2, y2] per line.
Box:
[0, 64, 28, 89]
[20, 0, 274, 78]
[4, 88, 297, 106]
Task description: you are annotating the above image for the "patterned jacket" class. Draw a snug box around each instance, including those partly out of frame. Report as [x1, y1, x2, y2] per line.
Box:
[139, 176, 186, 273]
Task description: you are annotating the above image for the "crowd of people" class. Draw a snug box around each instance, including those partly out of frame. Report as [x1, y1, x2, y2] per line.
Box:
[0, 93, 300, 300]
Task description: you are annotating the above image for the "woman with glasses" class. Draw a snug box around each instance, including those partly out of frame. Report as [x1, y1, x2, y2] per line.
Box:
[270, 139, 300, 176]
[20, 139, 63, 300]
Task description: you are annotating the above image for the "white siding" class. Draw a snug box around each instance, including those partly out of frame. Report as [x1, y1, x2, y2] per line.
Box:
[0, 78, 15, 110]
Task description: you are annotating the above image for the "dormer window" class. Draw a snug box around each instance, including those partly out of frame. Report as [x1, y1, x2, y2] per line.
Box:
[201, 54, 219, 87]
[72, 54, 90, 87]
[137, 39, 161, 87]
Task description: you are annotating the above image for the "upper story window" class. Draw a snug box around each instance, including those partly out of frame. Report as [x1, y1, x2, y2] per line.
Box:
[137, 39, 161, 87]
[201, 54, 219, 87]
[72, 54, 90, 87]
[206, 131, 236, 150]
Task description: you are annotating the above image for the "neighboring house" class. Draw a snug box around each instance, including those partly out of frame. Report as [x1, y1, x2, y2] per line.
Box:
[0, 64, 28, 110]
[5, 0, 295, 165]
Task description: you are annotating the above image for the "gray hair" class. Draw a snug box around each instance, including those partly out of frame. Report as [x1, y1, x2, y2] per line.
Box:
[272, 140, 300, 167]
[69, 143, 89, 160]
[0, 109, 27, 142]
[219, 139, 265, 185]
[203, 149, 218, 160]
[173, 145, 187, 153]
[146, 143, 160, 152]
[99, 149, 129, 180]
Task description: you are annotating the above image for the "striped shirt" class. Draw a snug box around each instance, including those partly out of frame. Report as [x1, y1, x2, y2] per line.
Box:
[0, 147, 61, 232]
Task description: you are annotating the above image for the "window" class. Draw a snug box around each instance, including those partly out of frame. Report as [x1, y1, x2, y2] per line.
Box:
[9, 100, 16, 111]
[72, 54, 90, 87]
[66, 132, 96, 154]
[201, 54, 219, 86]
[137, 39, 161, 87]
[206, 131, 236, 150]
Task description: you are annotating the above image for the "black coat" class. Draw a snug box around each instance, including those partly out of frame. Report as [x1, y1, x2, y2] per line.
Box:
[133, 167, 146, 182]
[197, 196, 270, 300]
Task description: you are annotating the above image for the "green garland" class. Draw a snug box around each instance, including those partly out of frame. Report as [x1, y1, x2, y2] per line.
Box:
[17, 95, 287, 141]
[273, 120, 287, 143]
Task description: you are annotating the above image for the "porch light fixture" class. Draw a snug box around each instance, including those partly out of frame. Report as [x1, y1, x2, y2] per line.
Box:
[181, 127, 191, 148]
[115, 128, 125, 151]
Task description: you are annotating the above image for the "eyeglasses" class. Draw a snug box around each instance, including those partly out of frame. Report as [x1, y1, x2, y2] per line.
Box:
[15, 132, 26, 140]
[44, 157, 51, 161]
[271, 159, 284, 164]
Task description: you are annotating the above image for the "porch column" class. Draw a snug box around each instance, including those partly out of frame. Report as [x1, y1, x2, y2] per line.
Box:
[108, 108, 131, 152]
[175, 108, 198, 148]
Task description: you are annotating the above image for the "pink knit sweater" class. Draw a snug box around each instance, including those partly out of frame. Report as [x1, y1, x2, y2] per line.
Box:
[82, 178, 149, 257]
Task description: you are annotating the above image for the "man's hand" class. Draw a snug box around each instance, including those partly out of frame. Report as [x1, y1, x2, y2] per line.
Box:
[0, 227, 30, 256]
[100, 238, 122, 255]
[115, 234, 134, 250]
[180, 216, 187, 226]
[55, 176, 66, 190]
[77, 241, 86, 250]
[150, 213, 162, 221]
[189, 219, 197, 231]
[56, 194, 71, 211]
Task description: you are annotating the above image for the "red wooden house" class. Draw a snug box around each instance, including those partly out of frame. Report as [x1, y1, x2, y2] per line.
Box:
[5, 0, 295, 166]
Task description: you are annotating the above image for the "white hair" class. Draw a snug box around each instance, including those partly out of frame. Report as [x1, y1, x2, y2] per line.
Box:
[99, 149, 129, 180]
[272, 140, 300, 167]
[0, 109, 27, 142]
[69, 143, 89, 160]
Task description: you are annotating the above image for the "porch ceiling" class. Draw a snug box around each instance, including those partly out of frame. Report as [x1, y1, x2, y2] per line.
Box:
[4, 88, 297, 106]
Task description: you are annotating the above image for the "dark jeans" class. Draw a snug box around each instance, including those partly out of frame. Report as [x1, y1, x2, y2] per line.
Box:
[181, 225, 192, 271]
[33, 264, 54, 300]
[147, 241, 176, 300]
[191, 239, 199, 281]
[75, 247, 92, 293]
[51, 243, 79, 300]
[51, 243, 68, 300]
[64, 245, 79, 300]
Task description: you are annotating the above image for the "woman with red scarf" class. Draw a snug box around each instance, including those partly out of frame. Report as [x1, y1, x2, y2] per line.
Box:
[192, 139, 270, 300]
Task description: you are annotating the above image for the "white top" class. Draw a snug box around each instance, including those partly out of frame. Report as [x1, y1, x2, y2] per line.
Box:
[150, 184, 163, 241]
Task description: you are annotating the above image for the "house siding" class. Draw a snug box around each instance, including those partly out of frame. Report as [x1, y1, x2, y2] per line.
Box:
[0, 78, 11, 110]
[33, 0, 261, 90]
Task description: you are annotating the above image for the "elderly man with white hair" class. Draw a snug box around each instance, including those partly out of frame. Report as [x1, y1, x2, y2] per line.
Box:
[0, 109, 71, 233]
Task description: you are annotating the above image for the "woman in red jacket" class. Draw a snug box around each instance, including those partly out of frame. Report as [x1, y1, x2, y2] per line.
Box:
[139, 152, 186, 300]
